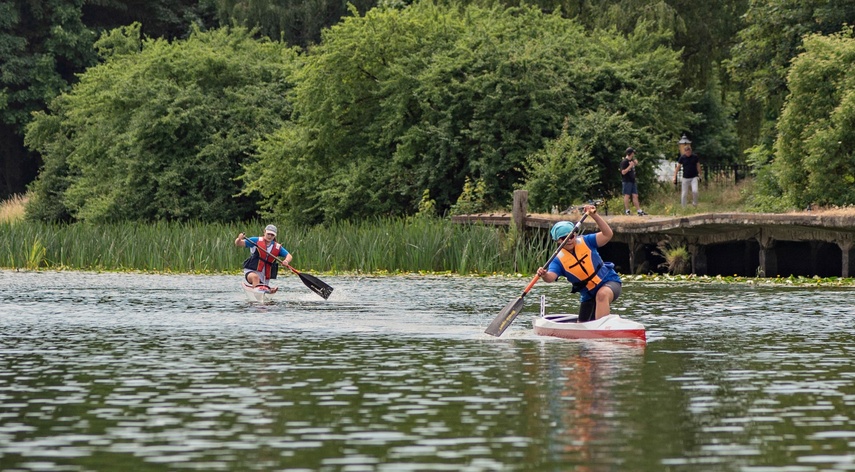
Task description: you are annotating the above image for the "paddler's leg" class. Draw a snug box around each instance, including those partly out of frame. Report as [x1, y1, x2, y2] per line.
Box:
[593, 281, 622, 319]
[247, 270, 276, 293]
[245, 271, 261, 286]
[578, 300, 596, 323]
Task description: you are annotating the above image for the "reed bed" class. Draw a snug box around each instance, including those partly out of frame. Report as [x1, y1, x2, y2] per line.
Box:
[0, 218, 553, 275]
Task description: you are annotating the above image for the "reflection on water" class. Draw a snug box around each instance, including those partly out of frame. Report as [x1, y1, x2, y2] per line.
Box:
[0, 270, 854, 471]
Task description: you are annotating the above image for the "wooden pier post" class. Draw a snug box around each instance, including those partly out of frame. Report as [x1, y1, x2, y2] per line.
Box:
[512, 190, 528, 234]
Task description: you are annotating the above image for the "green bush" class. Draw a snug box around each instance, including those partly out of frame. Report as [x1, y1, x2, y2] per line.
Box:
[772, 29, 855, 208]
[246, 3, 693, 224]
[523, 127, 597, 212]
[25, 24, 300, 222]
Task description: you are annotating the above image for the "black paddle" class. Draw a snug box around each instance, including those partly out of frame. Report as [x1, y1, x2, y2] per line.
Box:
[484, 211, 591, 337]
[243, 237, 334, 300]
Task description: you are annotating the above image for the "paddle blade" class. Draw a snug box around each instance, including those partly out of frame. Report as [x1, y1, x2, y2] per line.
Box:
[484, 297, 526, 337]
[297, 272, 334, 299]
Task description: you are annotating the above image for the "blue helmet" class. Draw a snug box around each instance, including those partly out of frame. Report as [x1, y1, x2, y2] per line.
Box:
[550, 221, 575, 240]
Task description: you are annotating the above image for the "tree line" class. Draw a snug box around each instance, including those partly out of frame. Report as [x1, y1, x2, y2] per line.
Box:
[3, 0, 855, 224]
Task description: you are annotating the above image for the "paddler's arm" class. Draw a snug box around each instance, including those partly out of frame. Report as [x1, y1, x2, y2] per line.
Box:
[235, 233, 247, 247]
[280, 250, 293, 267]
[587, 205, 613, 247]
[536, 266, 559, 282]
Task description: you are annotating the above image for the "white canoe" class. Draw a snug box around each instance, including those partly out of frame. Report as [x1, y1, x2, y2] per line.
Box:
[241, 283, 276, 303]
[533, 295, 646, 341]
[533, 315, 646, 341]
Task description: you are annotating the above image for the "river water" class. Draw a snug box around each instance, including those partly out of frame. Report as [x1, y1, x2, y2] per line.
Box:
[1, 270, 854, 471]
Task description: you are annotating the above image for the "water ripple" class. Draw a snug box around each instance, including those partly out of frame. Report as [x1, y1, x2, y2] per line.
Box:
[1, 271, 854, 471]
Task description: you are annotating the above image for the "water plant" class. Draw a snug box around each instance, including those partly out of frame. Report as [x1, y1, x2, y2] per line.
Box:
[26, 238, 46, 270]
[0, 217, 552, 275]
[654, 239, 691, 275]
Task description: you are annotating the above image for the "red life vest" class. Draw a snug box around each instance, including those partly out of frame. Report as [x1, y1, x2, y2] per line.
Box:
[243, 239, 282, 280]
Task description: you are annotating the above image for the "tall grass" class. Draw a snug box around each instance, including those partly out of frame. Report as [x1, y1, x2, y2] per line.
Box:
[0, 217, 554, 275]
[0, 194, 27, 223]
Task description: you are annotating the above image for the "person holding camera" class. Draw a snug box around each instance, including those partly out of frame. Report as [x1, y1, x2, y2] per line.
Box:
[620, 147, 647, 216]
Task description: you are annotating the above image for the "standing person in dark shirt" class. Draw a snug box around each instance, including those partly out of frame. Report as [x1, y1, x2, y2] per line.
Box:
[619, 147, 647, 216]
[673, 139, 701, 207]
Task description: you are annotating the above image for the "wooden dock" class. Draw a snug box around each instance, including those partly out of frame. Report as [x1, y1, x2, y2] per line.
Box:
[451, 205, 855, 277]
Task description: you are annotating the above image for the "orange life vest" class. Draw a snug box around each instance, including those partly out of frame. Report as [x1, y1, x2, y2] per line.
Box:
[556, 237, 603, 291]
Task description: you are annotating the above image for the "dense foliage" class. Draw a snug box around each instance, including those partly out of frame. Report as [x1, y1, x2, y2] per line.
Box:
[773, 29, 855, 208]
[567, 0, 745, 163]
[243, 3, 691, 224]
[6, 0, 855, 221]
[0, 0, 216, 200]
[727, 0, 855, 148]
[522, 126, 598, 213]
[210, 0, 376, 48]
[0, 0, 97, 197]
[25, 25, 299, 222]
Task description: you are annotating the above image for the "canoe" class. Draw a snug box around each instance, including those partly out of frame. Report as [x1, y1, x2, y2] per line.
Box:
[241, 282, 276, 303]
[533, 295, 646, 341]
[533, 315, 646, 341]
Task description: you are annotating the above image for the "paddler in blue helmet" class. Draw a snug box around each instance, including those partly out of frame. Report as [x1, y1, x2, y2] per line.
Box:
[536, 205, 623, 322]
[235, 224, 292, 293]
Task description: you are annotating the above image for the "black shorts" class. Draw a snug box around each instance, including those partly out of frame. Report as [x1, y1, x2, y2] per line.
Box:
[578, 281, 622, 322]
[622, 182, 638, 195]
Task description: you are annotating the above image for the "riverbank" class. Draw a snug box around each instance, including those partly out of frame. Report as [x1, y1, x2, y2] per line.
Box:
[4, 186, 855, 280]
[4, 267, 854, 288]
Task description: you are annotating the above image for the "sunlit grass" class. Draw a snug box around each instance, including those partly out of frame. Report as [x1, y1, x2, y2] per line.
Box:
[0, 194, 27, 224]
[600, 179, 756, 217]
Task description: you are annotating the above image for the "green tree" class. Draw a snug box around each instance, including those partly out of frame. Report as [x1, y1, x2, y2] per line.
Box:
[772, 29, 855, 207]
[245, 2, 692, 224]
[727, 0, 855, 149]
[522, 125, 597, 212]
[210, 0, 377, 47]
[81, 0, 217, 40]
[0, 0, 96, 198]
[517, 0, 745, 163]
[0, 0, 219, 200]
[25, 25, 300, 222]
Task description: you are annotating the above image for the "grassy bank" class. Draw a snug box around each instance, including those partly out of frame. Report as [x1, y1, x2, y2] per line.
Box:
[604, 178, 755, 216]
[0, 217, 552, 275]
[4, 184, 855, 284]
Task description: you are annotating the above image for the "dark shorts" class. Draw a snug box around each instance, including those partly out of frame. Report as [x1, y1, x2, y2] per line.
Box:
[622, 182, 638, 196]
[578, 281, 622, 322]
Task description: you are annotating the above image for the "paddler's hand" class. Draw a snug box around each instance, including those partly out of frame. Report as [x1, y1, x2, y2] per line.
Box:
[583, 204, 597, 215]
[537, 267, 546, 277]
